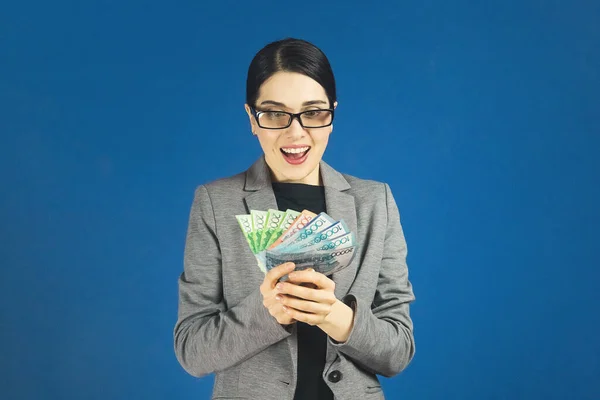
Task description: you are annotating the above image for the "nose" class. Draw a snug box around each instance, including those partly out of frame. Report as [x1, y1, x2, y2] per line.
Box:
[285, 118, 306, 141]
[285, 116, 306, 139]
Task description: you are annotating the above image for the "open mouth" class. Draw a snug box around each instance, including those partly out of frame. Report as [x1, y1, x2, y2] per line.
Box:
[280, 146, 311, 165]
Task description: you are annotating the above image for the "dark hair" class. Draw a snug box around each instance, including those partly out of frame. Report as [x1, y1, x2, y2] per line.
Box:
[246, 38, 336, 108]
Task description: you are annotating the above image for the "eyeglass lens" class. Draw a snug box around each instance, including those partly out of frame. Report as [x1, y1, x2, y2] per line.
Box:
[257, 110, 332, 128]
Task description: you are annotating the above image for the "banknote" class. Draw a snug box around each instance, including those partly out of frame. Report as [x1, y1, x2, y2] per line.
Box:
[238, 209, 303, 254]
[261, 209, 302, 251]
[251, 210, 268, 252]
[279, 209, 301, 231]
[236, 214, 257, 253]
[272, 212, 337, 251]
[274, 220, 352, 253]
[265, 245, 357, 280]
[258, 209, 286, 251]
[313, 232, 354, 251]
[237, 208, 356, 277]
[267, 210, 317, 250]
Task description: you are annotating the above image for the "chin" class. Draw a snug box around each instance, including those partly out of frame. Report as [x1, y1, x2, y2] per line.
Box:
[279, 168, 308, 180]
[273, 163, 312, 181]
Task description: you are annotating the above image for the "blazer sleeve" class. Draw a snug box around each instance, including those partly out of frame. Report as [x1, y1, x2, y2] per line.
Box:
[173, 185, 292, 378]
[328, 183, 416, 377]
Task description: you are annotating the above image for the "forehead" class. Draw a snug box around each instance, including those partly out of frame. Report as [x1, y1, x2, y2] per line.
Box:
[257, 71, 328, 107]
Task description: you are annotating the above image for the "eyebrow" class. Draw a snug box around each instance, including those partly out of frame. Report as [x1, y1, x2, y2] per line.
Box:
[259, 100, 328, 107]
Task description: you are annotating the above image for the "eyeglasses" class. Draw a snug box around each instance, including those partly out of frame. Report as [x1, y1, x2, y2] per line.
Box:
[251, 107, 334, 129]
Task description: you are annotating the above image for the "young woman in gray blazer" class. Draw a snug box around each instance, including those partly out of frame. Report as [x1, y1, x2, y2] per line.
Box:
[174, 38, 416, 400]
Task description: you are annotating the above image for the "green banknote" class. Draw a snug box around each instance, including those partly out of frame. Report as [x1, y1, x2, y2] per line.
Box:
[251, 210, 268, 252]
[236, 214, 257, 253]
[259, 209, 286, 251]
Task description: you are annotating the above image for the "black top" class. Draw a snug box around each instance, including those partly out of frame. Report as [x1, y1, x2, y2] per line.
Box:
[271, 182, 334, 400]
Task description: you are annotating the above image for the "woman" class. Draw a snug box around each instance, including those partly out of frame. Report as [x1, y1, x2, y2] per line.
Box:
[174, 38, 416, 400]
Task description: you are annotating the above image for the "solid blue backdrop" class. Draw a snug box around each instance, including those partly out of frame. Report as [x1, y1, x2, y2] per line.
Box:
[1, 1, 598, 399]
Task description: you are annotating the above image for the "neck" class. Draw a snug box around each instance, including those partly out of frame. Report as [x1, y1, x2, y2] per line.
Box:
[270, 164, 322, 186]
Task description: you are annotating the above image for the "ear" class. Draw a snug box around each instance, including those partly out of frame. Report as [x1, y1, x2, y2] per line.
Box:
[330, 101, 338, 132]
[244, 104, 257, 134]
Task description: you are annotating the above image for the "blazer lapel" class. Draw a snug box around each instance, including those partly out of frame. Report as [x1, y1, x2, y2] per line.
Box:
[244, 189, 278, 215]
[243, 156, 279, 212]
[320, 161, 359, 300]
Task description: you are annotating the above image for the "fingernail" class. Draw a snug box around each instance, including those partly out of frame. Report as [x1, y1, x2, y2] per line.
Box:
[276, 283, 283, 291]
[275, 295, 281, 301]
[287, 263, 295, 269]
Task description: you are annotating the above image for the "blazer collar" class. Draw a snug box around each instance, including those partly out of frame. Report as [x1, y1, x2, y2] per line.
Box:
[243, 155, 359, 301]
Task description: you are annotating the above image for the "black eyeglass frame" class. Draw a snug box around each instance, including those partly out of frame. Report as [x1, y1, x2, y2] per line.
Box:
[250, 107, 335, 130]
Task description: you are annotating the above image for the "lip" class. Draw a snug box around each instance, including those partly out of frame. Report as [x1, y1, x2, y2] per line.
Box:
[280, 146, 311, 165]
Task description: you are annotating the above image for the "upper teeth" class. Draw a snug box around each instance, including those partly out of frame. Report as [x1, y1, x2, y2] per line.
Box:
[282, 147, 309, 154]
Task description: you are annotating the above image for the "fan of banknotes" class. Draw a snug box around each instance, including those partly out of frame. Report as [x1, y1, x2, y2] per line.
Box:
[236, 209, 356, 280]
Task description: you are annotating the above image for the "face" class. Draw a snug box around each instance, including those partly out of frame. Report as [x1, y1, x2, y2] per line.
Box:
[245, 71, 337, 185]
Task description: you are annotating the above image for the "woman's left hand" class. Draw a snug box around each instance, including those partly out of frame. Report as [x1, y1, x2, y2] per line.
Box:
[275, 268, 355, 343]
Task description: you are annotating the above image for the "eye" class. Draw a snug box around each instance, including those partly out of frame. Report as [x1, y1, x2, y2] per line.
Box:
[303, 110, 323, 118]
[263, 111, 289, 119]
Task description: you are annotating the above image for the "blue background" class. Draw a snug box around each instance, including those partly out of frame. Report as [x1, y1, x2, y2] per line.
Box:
[1, 1, 599, 399]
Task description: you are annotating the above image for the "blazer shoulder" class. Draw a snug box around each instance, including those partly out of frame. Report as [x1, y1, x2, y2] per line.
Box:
[193, 171, 246, 195]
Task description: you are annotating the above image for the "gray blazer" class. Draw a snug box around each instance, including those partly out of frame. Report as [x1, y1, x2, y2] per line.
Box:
[174, 156, 416, 400]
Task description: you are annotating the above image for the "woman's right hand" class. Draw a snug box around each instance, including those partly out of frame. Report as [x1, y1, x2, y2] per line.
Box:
[260, 262, 297, 325]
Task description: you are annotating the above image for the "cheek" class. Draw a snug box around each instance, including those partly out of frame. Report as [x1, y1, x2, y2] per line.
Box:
[313, 131, 331, 147]
[256, 133, 280, 154]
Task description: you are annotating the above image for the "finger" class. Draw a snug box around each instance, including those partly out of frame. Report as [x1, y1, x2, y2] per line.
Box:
[282, 306, 323, 326]
[273, 305, 296, 325]
[266, 297, 295, 322]
[299, 283, 318, 289]
[276, 281, 337, 304]
[273, 310, 295, 325]
[286, 268, 318, 288]
[286, 269, 335, 291]
[265, 262, 296, 286]
[278, 294, 332, 315]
